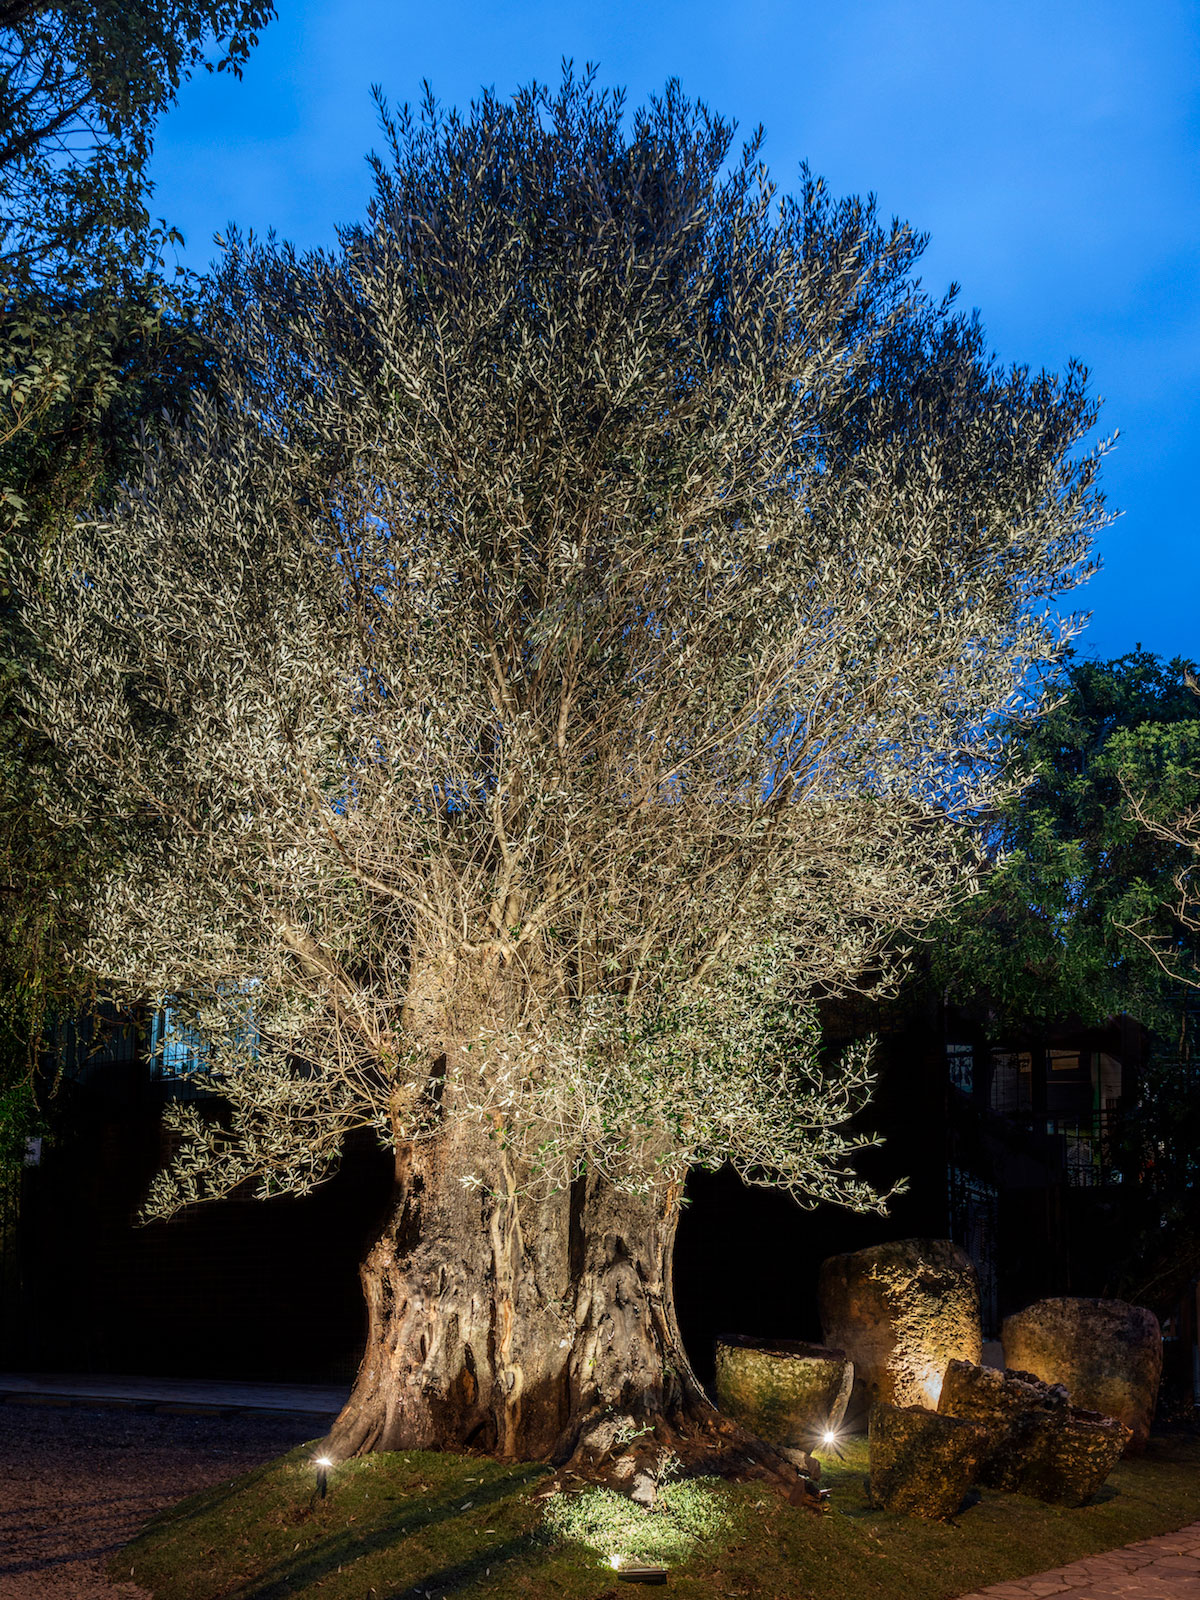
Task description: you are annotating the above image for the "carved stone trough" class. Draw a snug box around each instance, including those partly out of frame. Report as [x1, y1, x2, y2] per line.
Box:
[714, 1335, 853, 1450]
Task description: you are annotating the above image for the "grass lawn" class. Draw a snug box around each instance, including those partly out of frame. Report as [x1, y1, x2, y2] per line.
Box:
[112, 1431, 1200, 1600]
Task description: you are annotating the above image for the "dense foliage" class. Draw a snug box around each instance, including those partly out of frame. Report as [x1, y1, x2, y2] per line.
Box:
[930, 650, 1200, 1032]
[0, 0, 275, 292]
[0, 302, 215, 1163]
[0, 0, 273, 1164]
[1, 0, 277, 515]
[12, 71, 1109, 1218]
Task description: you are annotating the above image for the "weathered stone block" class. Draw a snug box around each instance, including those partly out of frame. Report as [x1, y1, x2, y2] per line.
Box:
[867, 1402, 987, 1519]
[714, 1335, 852, 1448]
[818, 1238, 982, 1422]
[1018, 1409, 1133, 1507]
[1001, 1297, 1162, 1454]
[937, 1356, 1128, 1505]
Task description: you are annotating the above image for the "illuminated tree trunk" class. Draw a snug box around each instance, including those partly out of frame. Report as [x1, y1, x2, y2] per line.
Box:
[324, 1121, 791, 1482]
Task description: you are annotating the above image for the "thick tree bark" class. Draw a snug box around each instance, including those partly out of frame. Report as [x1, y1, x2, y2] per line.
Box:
[324, 953, 807, 1492]
[323, 1120, 797, 1487]
[327, 1117, 692, 1457]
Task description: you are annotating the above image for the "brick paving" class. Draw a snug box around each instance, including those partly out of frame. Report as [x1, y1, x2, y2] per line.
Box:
[955, 1522, 1200, 1598]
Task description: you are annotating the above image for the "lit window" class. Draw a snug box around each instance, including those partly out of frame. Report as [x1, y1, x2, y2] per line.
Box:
[150, 982, 261, 1079]
[150, 1002, 207, 1077]
[947, 1043, 973, 1095]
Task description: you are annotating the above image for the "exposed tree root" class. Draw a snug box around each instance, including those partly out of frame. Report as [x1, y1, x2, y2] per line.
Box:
[543, 1402, 827, 1511]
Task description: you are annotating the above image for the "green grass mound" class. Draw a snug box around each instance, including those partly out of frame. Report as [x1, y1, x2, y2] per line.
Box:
[113, 1432, 1200, 1600]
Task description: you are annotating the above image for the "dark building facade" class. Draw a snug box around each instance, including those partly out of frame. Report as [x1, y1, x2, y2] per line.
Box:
[3, 1005, 391, 1382]
[671, 993, 1193, 1399]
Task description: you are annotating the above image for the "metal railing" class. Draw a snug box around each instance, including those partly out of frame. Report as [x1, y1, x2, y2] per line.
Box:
[1022, 1109, 1119, 1187]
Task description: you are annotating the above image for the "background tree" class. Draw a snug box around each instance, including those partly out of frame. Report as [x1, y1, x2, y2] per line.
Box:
[1, 0, 277, 507]
[1, 0, 275, 292]
[0, 0, 273, 1169]
[1110, 677, 1200, 991]
[930, 650, 1200, 1031]
[13, 71, 1109, 1478]
[0, 303, 215, 1165]
[929, 649, 1200, 1312]
[1101, 668, 1200, 1309]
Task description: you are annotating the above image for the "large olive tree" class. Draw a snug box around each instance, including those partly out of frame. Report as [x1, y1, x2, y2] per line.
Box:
[14, 72, 1108, 1477]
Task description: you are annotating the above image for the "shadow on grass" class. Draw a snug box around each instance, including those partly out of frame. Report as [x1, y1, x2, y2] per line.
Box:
[954, 1488, 983, 1517]
[133, 1443, 321, 1544]
[237, 1465, 547, 1599]
[375, 1528, 549, 1599]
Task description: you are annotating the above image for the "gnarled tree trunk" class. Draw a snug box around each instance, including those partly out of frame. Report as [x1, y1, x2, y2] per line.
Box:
[323, 1120, 795, 1486]
[324, 949, 806, 1491]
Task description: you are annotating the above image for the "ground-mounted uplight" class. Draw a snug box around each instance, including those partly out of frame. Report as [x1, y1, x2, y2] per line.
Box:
[608, 1555, 668, 1584]
[813, 1426, 845, 1466]
[313, 1455, 333, 1501]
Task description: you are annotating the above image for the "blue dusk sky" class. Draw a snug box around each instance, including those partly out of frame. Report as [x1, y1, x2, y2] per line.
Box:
[147, 0, 1198, 667]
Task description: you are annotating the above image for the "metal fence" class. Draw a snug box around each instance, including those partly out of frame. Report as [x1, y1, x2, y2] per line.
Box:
[948, 1163, 1000, 1335]
[1028, 1109, 1120, 1186]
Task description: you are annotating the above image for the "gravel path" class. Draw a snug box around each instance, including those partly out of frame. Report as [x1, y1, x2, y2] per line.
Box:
[0, 1400, 318, 1599]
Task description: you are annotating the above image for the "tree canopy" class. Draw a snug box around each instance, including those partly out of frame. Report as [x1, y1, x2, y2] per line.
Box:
[1, 0, 277, 516]
[13, 70, 1112, 1210]
[1, 0, 275, 293]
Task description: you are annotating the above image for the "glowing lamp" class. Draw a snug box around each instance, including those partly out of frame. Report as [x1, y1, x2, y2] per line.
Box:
[314, 1455, 333, 1500]
[608, 1556, 668, 1584]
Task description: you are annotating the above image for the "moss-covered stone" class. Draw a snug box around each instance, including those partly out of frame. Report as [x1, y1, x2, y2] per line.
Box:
[938, 1358, 1070, 1491]
[867, 1402, 987, 1520]
[1001, 1297, 1162, 1456]
[818, 1239, 982, 1424]
[1019, 1410, 1133, 1507]
[714, 1336, 852, 1448]
[937, 1358, 1132, 1506]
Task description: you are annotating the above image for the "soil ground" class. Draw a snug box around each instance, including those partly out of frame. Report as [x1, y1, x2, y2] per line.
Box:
[0, 1400, 316, 1600]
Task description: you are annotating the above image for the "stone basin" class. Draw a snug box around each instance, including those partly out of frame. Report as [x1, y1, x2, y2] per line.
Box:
[714, 1334, 852, 1449]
